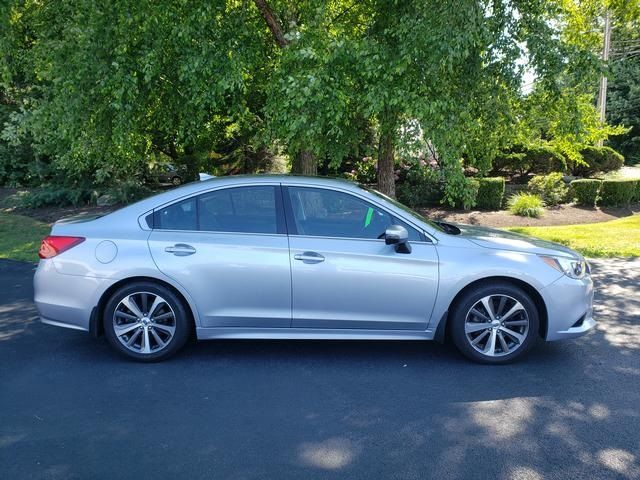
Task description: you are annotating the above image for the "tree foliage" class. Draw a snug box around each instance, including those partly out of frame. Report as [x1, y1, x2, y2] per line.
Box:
[0, 0, 635, 205]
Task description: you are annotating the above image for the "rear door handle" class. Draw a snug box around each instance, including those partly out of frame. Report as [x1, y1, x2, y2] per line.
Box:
[294, 251, 325, 264]
[165, 243, 196, 256]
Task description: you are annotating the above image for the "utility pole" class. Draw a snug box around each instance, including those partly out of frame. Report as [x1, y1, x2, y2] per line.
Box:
[596, 10, 611, 146]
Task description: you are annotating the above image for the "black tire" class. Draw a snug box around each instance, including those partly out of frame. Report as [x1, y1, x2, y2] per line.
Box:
[171, 176, 182, 186]
[449, 282, 539, 364]
[103, 281, 192, 362]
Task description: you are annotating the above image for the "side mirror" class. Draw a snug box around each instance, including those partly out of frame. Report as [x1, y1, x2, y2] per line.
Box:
[384, 225, 411, 254]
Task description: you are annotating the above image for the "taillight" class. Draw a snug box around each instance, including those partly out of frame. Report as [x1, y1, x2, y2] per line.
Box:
[38, 236, 85, 259]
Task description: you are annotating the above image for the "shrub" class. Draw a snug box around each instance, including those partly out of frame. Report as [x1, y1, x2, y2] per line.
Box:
[396, 166, 443, 207]
[570, 146, 625, 176]
[492, 152, 528, 175]
[15, 186, 96, 208]
[570, 179, 602, 207]
[492, 145, 566, 176]
[599, 179, 638, 207]
[635, 180, 640, 202]
[525, 146, 567, 174]
[476, 177, 505, 209]
[508, 193, 545, 217]
[528, 172, 568, 206]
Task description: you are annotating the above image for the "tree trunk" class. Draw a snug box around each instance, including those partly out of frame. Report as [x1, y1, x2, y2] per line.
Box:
[291, 150, 317, 175]
[377, 116, 397, 197]
[254, 0, 317, 176]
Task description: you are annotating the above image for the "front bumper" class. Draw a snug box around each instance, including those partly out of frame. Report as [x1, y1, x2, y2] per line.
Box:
[541, 273, 595, 341]
[33, 260, 109, 332]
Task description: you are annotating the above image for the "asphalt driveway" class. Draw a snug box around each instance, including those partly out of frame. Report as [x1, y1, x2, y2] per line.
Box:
[0, 259, 638, 480]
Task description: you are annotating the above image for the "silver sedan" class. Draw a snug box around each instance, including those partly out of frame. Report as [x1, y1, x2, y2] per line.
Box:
[34, 175, 595, 363]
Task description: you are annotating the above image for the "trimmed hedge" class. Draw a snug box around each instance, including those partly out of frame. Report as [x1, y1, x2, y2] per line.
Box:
[570, 179, 601, 207]
[570, 146, 625, 176]
[599, 179, 638, 207]
[476, 177, 505, 210]
[635, 180, 640, 202]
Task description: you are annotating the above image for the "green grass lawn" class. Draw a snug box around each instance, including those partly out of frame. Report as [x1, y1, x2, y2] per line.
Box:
[0, 213, 51, 262]
[508, 215, 640, 258]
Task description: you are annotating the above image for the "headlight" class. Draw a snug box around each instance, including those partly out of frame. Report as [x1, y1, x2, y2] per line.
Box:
[541, 256, 589, 279]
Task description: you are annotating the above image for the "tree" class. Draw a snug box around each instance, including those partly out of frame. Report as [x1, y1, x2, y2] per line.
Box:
[607, 17, 640, 163]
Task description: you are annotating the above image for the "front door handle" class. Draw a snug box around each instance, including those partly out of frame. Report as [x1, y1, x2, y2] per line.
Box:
[294, 251, 325, 264]
[165, 243, 196, 256]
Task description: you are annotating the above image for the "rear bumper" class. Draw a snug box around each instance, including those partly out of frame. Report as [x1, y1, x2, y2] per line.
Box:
[541, 274, 595, 341]
[33, 261, 108, 332]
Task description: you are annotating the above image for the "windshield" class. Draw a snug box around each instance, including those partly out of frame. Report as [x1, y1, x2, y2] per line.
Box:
[364, 187, 444, 232]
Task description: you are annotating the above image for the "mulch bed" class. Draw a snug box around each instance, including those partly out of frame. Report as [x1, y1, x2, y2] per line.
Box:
[420, 203, 640, 228]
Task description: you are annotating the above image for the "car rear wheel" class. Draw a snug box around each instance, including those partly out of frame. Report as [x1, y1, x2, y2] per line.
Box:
[103, 282, 191, 362]
[171, 176, 182, 186]
[450, 282, 539, 364]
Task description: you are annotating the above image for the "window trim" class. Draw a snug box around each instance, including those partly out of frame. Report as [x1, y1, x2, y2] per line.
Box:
[151, 184, 287, 236]
[282, 185, 430, 243]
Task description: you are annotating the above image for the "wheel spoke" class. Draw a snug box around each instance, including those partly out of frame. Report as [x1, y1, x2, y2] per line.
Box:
[141, 293, 148, 314]
[480, 296, 496, 321]
[497, 331, 510, 353]
[500, 301, 524, 321]
[141, 328, 151, 354]
[126, 329, 141, 346]
[469, 308, 491, 323]
[115, 311, 138, 321]
[466, 322, 490, 333]
[153, 312, 173, 322]
[500, 326, 525, 343]
[496, 296, 507, 317]
[122, 295, 144, 318]
[483, 329, 497, 355]
[153, 323, 175, 336]
[150, 329, 166, 348]
[148, 295, 166, 318]
[114, 322, 141, 337]
[471, 330, 490, 346]
[503, 319, 528, 327]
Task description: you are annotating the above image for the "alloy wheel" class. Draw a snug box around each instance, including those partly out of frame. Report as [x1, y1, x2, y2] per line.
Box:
[464, 294, 530, 357]
[112, 292, 176, 354]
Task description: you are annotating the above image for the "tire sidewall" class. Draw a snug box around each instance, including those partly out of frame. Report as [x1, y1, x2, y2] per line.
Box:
[450, 283, 539, 364]
[103, 282, 191, 362]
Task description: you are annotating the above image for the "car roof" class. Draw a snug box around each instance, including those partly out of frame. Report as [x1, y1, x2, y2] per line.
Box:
[111, 174, 365, 218]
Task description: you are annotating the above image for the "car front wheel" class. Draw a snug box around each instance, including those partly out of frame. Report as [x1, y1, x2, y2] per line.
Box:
[103, 282, 191, 362]
[450, 282, 539, 364]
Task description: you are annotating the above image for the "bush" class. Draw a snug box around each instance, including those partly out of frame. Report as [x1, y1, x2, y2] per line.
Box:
[396, 166, 443, 207]
[528, 172, 568, 206]
[570, 146, 625, 176]
[634, 180, 640, 202]
[476, 177, 505, 209]
[492, 145, 566, 176]
[599, 179, 638, 207]
[15, 186, 96, 208]
[508, 193, 545, 217]
[570, 179, 602, 207]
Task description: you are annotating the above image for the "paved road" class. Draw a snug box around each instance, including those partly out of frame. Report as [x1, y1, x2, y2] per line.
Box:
[1, 259, 639, 480]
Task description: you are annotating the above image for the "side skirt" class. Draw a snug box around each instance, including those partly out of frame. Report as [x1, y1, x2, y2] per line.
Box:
[196, 327, 435, 341]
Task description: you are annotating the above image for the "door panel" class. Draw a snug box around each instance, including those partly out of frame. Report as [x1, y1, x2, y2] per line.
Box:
[149, 231, 291, 328]
[289, 237, 438, 329]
